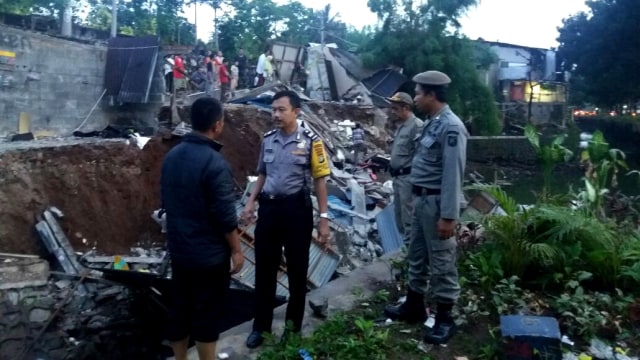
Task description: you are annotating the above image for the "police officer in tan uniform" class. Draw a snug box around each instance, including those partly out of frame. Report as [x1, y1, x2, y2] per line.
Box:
[384, 71, 468, 345]
[242, 90, 331, 348]
[387, 92, 423, 245]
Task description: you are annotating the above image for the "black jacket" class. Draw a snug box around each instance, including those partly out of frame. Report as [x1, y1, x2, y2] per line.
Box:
[161, 133, 238, 268]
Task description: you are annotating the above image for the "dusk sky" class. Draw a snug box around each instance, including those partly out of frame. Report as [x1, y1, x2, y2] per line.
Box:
[186, 0, 590, 49]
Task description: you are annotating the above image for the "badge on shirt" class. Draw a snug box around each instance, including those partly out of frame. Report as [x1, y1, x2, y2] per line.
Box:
[297, 140, 306, 149]
[447, 131, 458, 147]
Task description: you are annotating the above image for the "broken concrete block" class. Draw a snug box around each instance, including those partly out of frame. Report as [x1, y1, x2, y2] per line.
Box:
[308, 297, 329, 318]
[29, 308, 51, 323]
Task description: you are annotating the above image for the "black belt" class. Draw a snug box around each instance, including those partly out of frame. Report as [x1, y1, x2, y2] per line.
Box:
[412, 186, 441, 196]
[390, 166, 411, 177]
[259, 190, 306, 201]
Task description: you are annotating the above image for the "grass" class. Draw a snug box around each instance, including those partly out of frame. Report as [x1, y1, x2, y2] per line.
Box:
[257, 283, 495, 360]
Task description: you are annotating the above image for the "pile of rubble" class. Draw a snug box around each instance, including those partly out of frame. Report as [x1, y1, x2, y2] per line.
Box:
[0, 253, 166, 360]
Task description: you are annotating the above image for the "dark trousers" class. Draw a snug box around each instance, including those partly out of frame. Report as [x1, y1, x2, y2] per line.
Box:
[252, 192, 313, 333]
[164, 72, 173, 93]
[166, 262, 230, 343]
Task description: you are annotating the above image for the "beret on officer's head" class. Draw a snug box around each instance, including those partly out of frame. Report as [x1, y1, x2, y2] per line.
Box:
[412, 70, 451, 86]
[387, 92, 414, 106]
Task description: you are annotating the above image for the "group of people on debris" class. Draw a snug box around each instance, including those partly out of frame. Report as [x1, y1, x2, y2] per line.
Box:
[163, 46, 286, 103]
[163, 49, 245, 102]
[159, 68, 467, 360]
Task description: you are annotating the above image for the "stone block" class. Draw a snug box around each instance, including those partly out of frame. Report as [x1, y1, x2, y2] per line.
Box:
[29, 308, 51, 323]
[0, 312, 22, 327]
[5, 291, 19, 306]
[0, 258, 49, 291]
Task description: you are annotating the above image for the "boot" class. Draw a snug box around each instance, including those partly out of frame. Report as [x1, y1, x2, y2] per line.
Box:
[383, 288, 427, 324]
[424, 303, 457, 345]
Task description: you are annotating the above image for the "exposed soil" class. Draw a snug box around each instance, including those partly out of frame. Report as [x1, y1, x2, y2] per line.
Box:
[0, 139, 174, 256]
[0, 103, 377, 258]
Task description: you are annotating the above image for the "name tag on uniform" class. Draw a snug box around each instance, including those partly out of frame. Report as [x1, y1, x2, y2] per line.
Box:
[291, 149, 307, 155]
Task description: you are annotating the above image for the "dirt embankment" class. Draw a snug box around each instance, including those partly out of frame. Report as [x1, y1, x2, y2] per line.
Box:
[0, 105, 272, 256]
[0, 103, 378, 256]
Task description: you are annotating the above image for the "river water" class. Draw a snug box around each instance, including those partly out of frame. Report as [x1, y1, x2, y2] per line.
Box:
[469, 150, 640, 205]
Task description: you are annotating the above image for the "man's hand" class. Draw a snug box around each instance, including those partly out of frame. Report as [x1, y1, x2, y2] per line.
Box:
[241, 200, 257, 225]
[230, 250, 244, 274]
[437, 218, 456, 239]
[317, 218, 330, 248]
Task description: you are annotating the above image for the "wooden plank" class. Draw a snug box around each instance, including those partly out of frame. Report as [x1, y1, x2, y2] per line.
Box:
[83, 256, 165, 264]
[0, 252, 39, 259]
[43, 210, 83, 274]
[18, 112, 30, 134]
[35, 221, 77, 274]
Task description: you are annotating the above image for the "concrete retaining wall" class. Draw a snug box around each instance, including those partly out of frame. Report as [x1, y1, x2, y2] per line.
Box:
[468, 136, 537, 165]
[0, 25, 108, 138]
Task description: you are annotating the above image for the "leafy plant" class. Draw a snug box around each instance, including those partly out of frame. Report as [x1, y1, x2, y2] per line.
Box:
[525, 124, 574, 196]
[551, 276, 633, 339]
[577, 130, 637, 220]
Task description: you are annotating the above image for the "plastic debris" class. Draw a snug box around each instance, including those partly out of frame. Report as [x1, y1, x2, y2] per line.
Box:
[299, 349, 313, 360]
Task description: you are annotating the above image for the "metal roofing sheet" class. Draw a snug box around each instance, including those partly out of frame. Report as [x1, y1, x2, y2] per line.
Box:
[362, 69, 409, 98]
[234, 202, 341, 296]
[375, 203, 403, 254]
[105, 36, 160, 103]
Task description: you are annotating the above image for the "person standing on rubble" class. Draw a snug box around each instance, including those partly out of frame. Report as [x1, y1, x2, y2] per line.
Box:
[387, 92, 423, 245]
[352, 123, 366, 164]
[161, 97, 244, 360]
[383, 71, 468, 345]
[241, 90, 331, 349]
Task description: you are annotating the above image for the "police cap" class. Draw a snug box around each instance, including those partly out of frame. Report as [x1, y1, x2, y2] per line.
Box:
[412, 70, 451, 86]
[387, 92, 413, 106]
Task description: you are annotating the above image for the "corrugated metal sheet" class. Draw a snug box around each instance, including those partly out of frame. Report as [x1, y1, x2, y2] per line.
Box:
[329, 47, 375, 81]
[233, 240, 290, 298]
[307, 242, 341, 288]
[375, 203, 403, 254]
[362, 69, 408, 98]
[105, 36, 160, 103]
[234, 202, 342, 297]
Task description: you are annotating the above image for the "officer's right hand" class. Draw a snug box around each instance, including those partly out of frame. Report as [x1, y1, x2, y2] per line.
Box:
[241, 200, 257, 224]
[230, 250, 244, 274]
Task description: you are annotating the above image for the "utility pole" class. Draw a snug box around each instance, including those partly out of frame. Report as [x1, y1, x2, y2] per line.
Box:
[320, 13, 325, 48]
[214, 7, 218, 50]
[213, 0, 221, 51]
[194, 2, 198, 44]
[110, 0, 118, 38]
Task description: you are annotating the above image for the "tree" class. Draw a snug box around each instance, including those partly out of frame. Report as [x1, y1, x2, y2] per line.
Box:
[362, 0, 501, 135]
[557, 0, 640, 109]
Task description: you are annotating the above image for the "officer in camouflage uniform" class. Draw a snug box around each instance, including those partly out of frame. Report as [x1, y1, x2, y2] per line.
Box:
[386, 92, 423, 245]
[384, 71, 468, 345]
[242, 90, 331, 349]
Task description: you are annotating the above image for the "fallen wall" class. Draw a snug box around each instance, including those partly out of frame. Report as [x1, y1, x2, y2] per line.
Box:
[0, 25, 108, 138]
[467, 136, 537, 165]
[0, 256, 164, 360]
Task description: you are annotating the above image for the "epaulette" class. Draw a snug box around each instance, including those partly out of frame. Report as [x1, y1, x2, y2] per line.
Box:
[263, 129, 277, 137]
[302, 129, 319, 141]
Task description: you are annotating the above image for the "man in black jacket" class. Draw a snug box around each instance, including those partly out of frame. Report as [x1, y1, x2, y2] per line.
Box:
[161, 97, 244, 360]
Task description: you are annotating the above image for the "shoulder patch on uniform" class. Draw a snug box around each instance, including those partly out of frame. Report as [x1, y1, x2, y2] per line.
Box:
[302, 129, 319, 141]
[263, 129, 277, 137]
[447, 132, 458, 147]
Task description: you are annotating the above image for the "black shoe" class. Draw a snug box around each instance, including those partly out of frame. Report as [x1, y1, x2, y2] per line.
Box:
[423, 303, 457, 345]
[383, 288, 427, 324]
[246, 331, 264, 349]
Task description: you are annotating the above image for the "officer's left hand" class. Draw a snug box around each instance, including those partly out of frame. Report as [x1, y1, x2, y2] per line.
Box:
[437, 218, 457, 239]
[317, 218, 331, 248]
